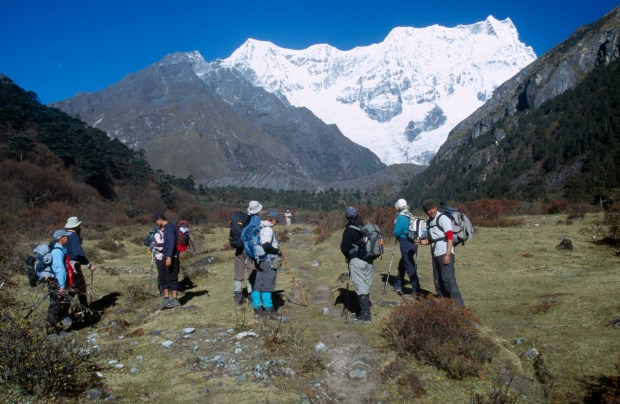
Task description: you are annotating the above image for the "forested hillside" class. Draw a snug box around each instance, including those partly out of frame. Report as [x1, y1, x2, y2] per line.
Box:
[403, 58, 620, 206]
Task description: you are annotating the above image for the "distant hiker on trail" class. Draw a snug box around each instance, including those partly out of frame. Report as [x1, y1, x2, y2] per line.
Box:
[415, 199, 464, 306]
[47, 229, 72, 334]
[252, 210, 283, 320]
[285, 210, 292, 226]
[340, 206, 374, 323]
[233, 200, 262, 307]
[64, 216, 96, 318]
[393, 199, 421, 297]
[153, 212, 181, 309]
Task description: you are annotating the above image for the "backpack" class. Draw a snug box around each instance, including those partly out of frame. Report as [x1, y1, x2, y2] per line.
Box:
[349, 223, 384, 260]
[430, 207, 475, 246]
[228, 211, 249, 249]
[25, 243, 56, 287]
[401, 212, 427, 241]
[176, 220, 191, 252]
[241, 223, 266, 260]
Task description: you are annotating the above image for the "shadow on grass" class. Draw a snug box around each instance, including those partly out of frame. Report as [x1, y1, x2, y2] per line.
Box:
[179, 289, 209, 306]
[335, 287, 360, 317]
[70, 292, 121, 331]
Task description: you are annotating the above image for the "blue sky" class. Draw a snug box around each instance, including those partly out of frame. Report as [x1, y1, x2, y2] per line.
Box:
[1, 0, 617, 104]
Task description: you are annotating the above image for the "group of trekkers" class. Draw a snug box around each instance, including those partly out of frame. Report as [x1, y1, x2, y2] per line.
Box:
[341, 198, 464, 324]
[41, 197, 462, 333]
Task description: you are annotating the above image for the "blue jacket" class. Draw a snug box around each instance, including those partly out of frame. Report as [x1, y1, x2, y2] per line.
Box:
[394, 211, 411, 239]
[162, 222, 177, 259]
[50, 243, 67, 288]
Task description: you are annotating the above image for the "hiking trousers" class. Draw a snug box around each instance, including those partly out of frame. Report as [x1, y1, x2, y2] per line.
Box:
[233, 248, 256, 293]
[431, 253, 464, 306]
[47, 281, 69, 330]
[69, 261, 88, 309]
[395, 238, 420, 293]
[158, 255, 180, 291]
[349, 257, 374, 295]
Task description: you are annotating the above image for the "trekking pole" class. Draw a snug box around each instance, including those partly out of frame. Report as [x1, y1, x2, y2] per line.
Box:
[383, 240, 398, 294]
[149, 250, 154, 295]
[280, 254, 308, 306]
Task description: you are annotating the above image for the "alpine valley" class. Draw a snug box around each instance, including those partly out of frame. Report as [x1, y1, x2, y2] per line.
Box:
[52, 16, 536, 190]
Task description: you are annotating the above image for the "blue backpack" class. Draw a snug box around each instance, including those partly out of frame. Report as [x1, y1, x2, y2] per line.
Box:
[241, 224, 265, 260]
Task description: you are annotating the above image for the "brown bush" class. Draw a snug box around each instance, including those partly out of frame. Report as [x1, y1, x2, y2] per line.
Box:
[95, 238, 126, 255]
[382, 359, 426, 398]
[382, 297, 498, 379]
[0, 316, 95, 398]
[543, 198, 569, 214]
[313, 206, 395, 244]
[463, 199, 523, 227]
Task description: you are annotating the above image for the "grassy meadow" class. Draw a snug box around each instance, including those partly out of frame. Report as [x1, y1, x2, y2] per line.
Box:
[6, 212, 620, 402]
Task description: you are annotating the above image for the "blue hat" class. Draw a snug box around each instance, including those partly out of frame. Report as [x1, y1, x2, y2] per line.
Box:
[345, 206, 358, 219]
[53, 229, 71, 240]
[267, 210, 281, 221]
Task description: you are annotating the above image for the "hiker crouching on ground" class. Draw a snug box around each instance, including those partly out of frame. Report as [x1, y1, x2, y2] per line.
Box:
[340, 206, 374, 323]
[233, 200, 262, 306]
[393, 199, 421, 297]
[252, 210, 283, 319]
[47, 229, 72, 334]
[65, 216, 96, 318]
[415, 199, 464, 306]
[153, 212, 181, 309]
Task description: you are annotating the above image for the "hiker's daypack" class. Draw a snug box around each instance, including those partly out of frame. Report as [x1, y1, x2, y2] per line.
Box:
[25, 243, 56, 287]
[429, 207, 475, 246]
[228, 211, 249, 249]
[401, 212, 427, 241]
[241, 223, 265, 260]
[349, 223, 384, 260]
[177, 220, 191, 252]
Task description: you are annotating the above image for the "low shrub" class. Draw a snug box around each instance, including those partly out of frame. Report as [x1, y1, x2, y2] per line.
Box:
[0, 316, 95, 398]
[382, 297, 498, 379]
[95, 238, 126, 255]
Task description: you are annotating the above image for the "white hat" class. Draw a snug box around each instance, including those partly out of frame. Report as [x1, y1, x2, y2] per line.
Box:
[65, 216, 82, 229]
[247, 201, 263, 215]
[395, 199, 408, 210]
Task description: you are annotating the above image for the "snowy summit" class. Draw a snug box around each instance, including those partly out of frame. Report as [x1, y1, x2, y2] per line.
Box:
[221, 16, 536, 165]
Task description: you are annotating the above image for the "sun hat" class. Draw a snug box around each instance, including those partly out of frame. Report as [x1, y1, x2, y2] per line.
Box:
[247, 201, 263, 215]
[345, 206, 358, 219]
[64, 216, 82, 229]
[53, 229, 72, 240]
[395, 199, 408, 210]
[266, 210, 281, 222]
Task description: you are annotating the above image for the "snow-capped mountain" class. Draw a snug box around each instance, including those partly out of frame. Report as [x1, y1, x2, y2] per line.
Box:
[221, 16, 536, 165]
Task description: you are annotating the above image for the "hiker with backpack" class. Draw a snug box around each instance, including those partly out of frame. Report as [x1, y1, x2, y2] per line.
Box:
[415, 199, 465, 306]
[340, 206, 376, 324]
[47, 229, 72, 334]
[153, 212, 181, 309]
[251, 210, 283, 319]
[64, 216, 96, 319]
[231, 200, 262, 306]
[285, 210, 292, 226]
[393, 199, 422, 297]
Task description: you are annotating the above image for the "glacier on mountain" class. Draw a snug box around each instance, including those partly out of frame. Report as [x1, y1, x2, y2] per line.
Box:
[217, 16, 536, 165]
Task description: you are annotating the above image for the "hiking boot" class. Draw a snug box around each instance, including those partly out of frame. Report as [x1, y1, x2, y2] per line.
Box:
[394, 288, 404, 296]
[158, 298, 170, 310]
[234, 292, 244, 306]
[264, 308, 278, 321]
[253, 308, 264, 319]
[167, 298, 181, 308]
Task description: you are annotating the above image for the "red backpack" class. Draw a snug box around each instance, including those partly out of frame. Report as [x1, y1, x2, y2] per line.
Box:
[176, 220, 191, 252]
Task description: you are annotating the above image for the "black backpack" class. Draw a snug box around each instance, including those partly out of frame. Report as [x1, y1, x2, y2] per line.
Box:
[229, 211, 249, 249]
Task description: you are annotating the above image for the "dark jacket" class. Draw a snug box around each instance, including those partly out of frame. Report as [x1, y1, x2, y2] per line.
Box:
[340, 219, 365, 261]
[66, 232, 90, 265]
[162, 222, 178, 259]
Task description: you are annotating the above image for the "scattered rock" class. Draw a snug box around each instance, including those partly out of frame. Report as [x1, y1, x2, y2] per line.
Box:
[130, 367, 139, 374]
[236, 331, 258, 339]
[514, 337, 528, 346]
[556, 239, 574, 251]
[322, 307, 330, 315]
[522, 348, 540, 359]
[348, 368, 367, 381]
[183, 327, 196, 334]
[315, 342, 328, 352]
[162, 340, 174, 348]
[310, 260, 320, 267]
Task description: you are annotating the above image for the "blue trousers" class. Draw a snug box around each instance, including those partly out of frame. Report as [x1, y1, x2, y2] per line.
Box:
[394, 238, 420, 293]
